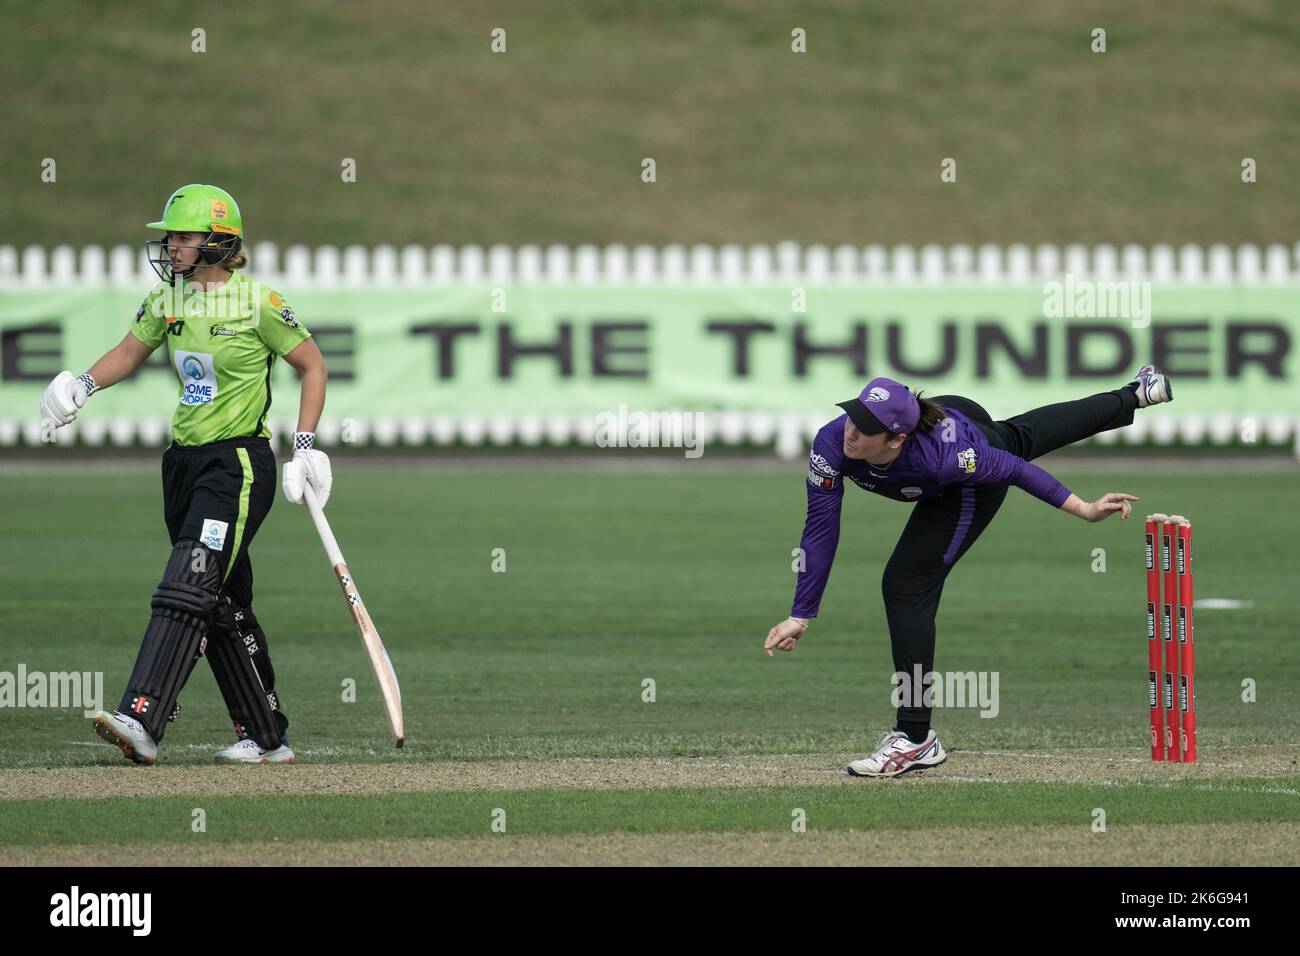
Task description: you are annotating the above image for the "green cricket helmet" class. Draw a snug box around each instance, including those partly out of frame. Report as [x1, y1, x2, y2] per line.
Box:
[145, 184, 244, 284]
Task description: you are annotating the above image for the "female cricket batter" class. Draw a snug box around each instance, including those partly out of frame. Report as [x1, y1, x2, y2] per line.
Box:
[39, 184, 331, 765]
[762, 367, 1172, 777]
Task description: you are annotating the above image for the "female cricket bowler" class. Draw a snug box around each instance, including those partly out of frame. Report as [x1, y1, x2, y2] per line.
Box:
[39, 184, 331, 764]
[762, 366, 1173, 777]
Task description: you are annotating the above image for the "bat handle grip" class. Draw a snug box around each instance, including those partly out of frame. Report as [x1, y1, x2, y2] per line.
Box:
[303, 483, 346, 568]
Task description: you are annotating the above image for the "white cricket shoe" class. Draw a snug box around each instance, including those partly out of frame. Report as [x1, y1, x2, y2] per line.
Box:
[90, 710, 157, 765]
[214, 738, 296, 764]
[846, 729, 947, 778]
[1130, 363, 1173, 408]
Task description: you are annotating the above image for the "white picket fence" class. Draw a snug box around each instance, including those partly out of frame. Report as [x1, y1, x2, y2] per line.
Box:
[7, 409, 1296, 459]
[3, 241, 1300, 287]
[2, 243, 1298, 456]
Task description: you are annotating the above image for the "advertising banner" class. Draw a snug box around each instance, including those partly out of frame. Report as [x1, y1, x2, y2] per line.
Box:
[1, 283, 1294, 426]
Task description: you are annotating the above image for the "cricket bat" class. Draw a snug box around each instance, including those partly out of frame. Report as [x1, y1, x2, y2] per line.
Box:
[303, 483, 405, 746]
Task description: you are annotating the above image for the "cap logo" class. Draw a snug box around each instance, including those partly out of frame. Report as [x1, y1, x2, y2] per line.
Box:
[866, 386, 890, 402]
[211, 199, 227, 219]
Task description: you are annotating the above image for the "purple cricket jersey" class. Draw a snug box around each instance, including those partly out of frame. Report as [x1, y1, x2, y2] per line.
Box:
[791, 409, 1072, 618]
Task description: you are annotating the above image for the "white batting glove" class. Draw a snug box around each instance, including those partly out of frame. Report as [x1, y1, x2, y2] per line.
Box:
[282, 432, 332, 507]
[40, 370, 96, 429]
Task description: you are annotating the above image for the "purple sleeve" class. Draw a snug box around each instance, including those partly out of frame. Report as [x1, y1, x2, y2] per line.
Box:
[791, 427, 845, 619]
[968, 446, 1073, 507]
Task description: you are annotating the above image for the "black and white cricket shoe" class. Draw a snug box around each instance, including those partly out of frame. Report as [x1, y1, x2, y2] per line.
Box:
[90, 710, 157, 765]
[214, 738, 296, 764]
[1130, 363, 1173, 408]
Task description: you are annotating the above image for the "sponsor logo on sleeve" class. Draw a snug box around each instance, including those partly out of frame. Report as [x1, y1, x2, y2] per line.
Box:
[269, 291, 284, 308]
[957, 447, 978, 473]
[172, 350, 219, 405]
[807, 467, 837, 490]
[135, 301, 147, 322]
[807, 450, 840, 490]
[280, 307, 299, 328]
[808, 451, 837, 476]
[200, 519, 229, 551]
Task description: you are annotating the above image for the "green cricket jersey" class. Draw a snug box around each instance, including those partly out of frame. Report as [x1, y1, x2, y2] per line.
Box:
[130, 272, 311, 446]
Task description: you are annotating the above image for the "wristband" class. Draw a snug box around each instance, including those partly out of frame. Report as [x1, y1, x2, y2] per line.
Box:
[788, 616, 810, 629]
[293, 431, 315, 451]
[76, 372, 98, 396]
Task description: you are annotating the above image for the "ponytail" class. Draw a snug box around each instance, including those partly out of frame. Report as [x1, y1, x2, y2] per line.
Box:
[912, 391, 948, 433]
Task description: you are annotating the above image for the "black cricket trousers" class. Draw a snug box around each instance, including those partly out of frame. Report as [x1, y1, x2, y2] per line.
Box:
[885, 386, 1139, 734]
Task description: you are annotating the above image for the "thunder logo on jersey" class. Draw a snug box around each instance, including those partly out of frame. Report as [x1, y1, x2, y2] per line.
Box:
[172, 350, 219, 405]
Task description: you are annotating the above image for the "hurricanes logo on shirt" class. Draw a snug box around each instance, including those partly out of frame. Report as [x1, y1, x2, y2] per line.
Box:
[957, 447, 978, 473]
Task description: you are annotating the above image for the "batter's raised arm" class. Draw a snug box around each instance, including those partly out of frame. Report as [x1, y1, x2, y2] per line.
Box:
[39, 331, 156, 430]
[85, 331, 158, 391]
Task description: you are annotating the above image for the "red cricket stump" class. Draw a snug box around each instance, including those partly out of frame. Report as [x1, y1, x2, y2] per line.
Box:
[1176, 519, 1197, 763]
[1161, 518, 1181, 762]
[1145, 514, 1167, 761]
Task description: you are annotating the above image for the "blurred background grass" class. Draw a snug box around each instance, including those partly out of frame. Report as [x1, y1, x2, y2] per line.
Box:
[3, 0, 1299, 248]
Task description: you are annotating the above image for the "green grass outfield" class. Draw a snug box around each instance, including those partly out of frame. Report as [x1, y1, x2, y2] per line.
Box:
[5, 0, 1300, 247]
[1, 458, 1296, 864]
